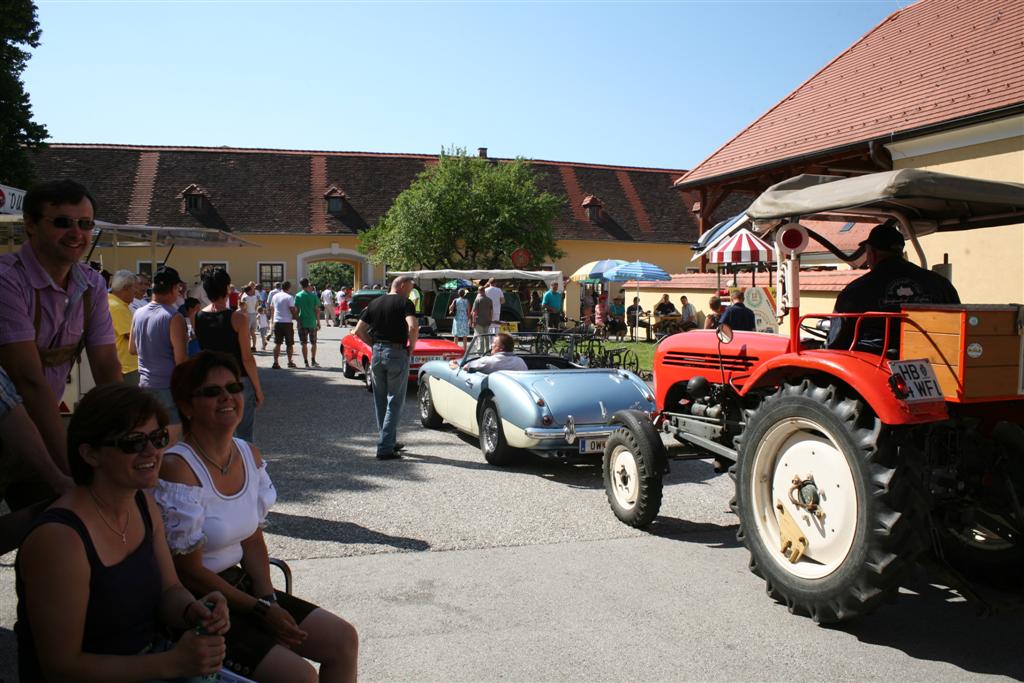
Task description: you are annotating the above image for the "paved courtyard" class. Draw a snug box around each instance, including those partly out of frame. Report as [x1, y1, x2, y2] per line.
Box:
[1, 324, 1022, 681]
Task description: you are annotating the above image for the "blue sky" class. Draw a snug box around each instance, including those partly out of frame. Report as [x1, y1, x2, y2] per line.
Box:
[26, 1, 904, 170]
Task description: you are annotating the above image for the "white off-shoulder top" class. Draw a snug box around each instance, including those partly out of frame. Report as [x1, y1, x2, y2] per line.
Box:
[154, 438, 276, 573]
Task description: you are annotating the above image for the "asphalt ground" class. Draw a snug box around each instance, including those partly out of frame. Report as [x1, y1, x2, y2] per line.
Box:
[2, 323, 1022, 681]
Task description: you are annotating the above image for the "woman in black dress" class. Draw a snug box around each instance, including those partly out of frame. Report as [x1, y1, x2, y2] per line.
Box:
[15, 384, 229, 682]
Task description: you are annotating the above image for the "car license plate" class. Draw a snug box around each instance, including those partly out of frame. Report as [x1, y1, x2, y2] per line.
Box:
[418, 355, 444, 363]
[888, 359, 944, 403]
[578, 438, 606, 454]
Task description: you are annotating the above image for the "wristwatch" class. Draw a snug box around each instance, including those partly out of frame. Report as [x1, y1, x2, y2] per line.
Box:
[252, 597, 273, 619]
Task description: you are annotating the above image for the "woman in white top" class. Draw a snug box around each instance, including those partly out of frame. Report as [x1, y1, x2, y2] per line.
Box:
[155, 351, 358, 682]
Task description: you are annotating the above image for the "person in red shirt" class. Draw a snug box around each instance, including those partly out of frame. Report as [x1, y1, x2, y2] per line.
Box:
[227, 285, 240, 310]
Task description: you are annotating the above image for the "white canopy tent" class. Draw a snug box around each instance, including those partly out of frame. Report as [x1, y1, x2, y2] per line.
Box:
[388, 269, 563, 289]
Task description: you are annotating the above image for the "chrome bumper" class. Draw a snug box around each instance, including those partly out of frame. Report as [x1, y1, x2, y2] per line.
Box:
[524, 424, 614, 442]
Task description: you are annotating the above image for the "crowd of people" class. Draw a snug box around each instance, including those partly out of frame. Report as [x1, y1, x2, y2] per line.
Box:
[0, 180, 358, 682]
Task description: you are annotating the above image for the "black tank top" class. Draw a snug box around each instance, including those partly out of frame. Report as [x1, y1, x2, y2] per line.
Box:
[195, 309, 249, 380]
[15, 491, 162, 681]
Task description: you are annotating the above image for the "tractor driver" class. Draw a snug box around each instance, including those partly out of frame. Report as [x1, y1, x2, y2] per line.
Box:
[827, 221, 959, 353]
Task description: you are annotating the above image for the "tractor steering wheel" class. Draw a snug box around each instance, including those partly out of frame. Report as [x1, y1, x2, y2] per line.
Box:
[800, 318, 831, 340]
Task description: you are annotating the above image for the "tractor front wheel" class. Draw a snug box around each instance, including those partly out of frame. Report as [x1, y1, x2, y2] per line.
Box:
[603, 411, 666, 528]
[733, 380, 922, 623]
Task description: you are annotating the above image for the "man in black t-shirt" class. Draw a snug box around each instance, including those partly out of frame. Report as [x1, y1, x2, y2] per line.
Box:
[828, 222, 959, 352]
[354, 275, 419, 460]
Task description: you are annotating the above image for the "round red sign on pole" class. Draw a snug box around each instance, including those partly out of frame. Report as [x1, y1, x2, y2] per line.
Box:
[510, 247, 531, 268]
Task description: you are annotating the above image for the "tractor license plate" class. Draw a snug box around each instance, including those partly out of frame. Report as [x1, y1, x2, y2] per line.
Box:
[888, 359, 944, 403]
[578, 438, 606, 454]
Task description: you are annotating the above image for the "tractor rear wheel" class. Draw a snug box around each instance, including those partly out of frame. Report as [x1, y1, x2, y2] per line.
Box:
[733, 380, 922, 623]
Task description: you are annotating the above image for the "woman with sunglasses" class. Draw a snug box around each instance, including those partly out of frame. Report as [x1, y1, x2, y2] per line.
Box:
[156, 351, 358, 682]
[15, 383, 230, 682]
[195, 267, 264, 443]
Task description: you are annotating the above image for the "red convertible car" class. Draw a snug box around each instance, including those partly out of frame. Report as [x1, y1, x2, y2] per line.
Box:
[341, 332, 464, 391]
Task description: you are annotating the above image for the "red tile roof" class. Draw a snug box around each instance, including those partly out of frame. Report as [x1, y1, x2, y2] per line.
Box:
[676, 0, 1024, 187]
[31, 144, 751, 243]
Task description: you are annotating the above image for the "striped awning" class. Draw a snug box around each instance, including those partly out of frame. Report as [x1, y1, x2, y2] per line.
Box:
[707, 228, 774, 264]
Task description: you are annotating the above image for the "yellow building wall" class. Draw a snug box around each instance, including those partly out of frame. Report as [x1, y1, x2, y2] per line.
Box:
[83, 234, 695, 306]
[88, 234, 375, 290]
[893, 135, 1024, 304]
[630, 282, 837, 338]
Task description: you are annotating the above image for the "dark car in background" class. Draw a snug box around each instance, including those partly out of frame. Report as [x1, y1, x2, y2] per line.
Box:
[344, 289, 386, 325]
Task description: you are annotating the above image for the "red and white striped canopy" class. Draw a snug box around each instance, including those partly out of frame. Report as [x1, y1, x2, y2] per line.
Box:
[707, 228, 774, 264]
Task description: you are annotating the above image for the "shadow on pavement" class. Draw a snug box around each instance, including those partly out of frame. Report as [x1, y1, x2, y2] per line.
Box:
[266, 511, 429, 551]
[834, 578, 1024, 678]
[646, 516, 741, 549]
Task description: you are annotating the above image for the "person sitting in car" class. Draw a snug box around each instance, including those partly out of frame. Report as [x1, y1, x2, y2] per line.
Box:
[827, 221, 959, 352]
[450, 333, 527, 374]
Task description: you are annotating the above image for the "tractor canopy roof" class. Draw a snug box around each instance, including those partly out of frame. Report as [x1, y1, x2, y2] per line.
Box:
[747, 169, 1024, 236]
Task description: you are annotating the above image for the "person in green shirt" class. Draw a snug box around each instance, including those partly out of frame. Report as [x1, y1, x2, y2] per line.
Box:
[293, 278, 322, 367]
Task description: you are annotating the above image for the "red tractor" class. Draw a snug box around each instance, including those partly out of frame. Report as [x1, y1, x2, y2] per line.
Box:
[602, 170, 1024, 623]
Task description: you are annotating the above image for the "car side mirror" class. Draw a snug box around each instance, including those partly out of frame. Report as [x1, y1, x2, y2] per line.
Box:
[717, 323, 734, 345]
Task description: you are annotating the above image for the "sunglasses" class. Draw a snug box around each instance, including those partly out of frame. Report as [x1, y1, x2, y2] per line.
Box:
[102, 427, 171, 454]
[43, 216, 96, 231]
[192, 381, 245, 398]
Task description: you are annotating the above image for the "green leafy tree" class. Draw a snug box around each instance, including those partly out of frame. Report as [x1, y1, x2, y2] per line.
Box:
[359, 148, 564, 270]
[1, 0, 48, 187]
[307, 261, 354, 290]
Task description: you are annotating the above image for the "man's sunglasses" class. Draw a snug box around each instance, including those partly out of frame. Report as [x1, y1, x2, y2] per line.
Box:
[43, 216, 96, 231]
[102, 428, 171, 454]
[192, 381, 245, 398]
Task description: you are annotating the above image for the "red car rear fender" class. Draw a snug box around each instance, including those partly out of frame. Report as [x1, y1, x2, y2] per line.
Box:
[739, 350, 947, 425]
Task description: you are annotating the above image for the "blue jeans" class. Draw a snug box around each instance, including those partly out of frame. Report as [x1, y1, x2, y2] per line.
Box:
[371, 343, 409, 455]
[234, 377, 257, 443]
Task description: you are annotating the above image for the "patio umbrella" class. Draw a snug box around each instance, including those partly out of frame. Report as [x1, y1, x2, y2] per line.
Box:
[707, 228, 774, 264]
[708, 227, 774, 287]
[603, 261, 672, 317]
[568, 259, 628, 283]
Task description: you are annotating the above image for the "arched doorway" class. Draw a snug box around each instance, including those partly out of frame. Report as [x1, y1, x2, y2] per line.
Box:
[296, 246, 376, 288]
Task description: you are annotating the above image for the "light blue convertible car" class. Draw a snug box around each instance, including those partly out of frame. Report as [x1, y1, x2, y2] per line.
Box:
[416, 340, 656, 466]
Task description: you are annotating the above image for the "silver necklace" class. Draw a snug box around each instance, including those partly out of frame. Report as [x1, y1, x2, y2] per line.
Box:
[87, 487, 130, 544]
[191, 437, 234, 475]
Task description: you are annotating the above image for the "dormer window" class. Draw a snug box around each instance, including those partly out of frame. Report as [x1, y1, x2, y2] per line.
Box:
[179, 184, 210, 214]
[582, 195, 604, 223]
[324, 186, 349, 218]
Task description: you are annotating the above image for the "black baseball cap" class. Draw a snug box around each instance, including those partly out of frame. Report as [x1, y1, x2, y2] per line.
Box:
[860, 221, 905, 251]
[153, 265, 185, 288]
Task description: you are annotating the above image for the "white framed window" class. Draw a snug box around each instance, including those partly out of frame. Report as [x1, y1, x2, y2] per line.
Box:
[199, 261, 229, 279]
[257, 261, 286, 290]
[136, 261, 155, 278]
